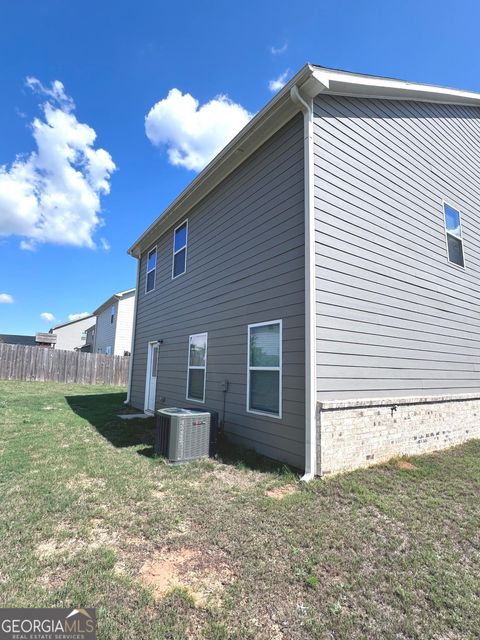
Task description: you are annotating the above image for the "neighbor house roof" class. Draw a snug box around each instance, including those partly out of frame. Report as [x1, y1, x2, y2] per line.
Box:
[93, 288, 136, 316]
[127, 64, 480, 258]
[51, 314, 95, 332]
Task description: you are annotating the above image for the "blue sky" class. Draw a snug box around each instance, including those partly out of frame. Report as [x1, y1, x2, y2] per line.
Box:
[1, 0, 479, 335]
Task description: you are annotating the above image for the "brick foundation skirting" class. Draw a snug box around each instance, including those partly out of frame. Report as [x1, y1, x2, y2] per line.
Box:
[317, 393, 480, 475]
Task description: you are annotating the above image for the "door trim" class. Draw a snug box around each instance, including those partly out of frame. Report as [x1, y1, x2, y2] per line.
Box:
[144, 341, 158, 414]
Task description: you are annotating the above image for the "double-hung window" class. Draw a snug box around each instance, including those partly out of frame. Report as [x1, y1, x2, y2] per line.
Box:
[172, 221, 188, 278]
[146, 247, 157, 292]
[247, 320, 282, 418]
[110, 304, 115, 324]
[186, 333, 207, 402]
[443, 202, 465, 267]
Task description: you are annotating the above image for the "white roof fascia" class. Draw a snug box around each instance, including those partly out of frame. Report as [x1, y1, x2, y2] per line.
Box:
[312, 67, 480, 106]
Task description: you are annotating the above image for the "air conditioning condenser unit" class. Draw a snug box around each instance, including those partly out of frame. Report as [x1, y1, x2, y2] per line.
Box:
[155, 408, 211, 463]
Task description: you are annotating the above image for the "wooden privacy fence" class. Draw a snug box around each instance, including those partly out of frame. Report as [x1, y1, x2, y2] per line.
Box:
[0, 343, 130, 386]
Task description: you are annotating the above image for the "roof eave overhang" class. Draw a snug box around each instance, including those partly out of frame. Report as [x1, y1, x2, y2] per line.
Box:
[93, 294, 121, 317]
[128, 65, 480, 258]
[93, 289, 135, 316]
[52, 314, 95, 331]
[312, 67, 480, 106]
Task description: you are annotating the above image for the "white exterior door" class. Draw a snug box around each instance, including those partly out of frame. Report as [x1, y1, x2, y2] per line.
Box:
[145, 342, 159, 413]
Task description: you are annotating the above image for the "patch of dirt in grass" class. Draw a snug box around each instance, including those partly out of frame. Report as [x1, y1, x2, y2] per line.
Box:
[66, 473, 106, 491]
[38, 567, 70, 591]
[113, 560, 127, 576]
[266, 484, 298, 499]
[397, 460, 417, 470]
[211, 464, 266, 489]
[89, 525, 119, 548]
[36, 538, 80, 559]
[124, 534, 150, 547]
[139, 547, 235, 607]
[36, 523, 119, 560]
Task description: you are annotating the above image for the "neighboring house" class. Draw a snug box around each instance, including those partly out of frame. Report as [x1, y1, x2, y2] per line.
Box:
[92, 289, 135, 356]
[80, 324, 96, 353]
[50, 315, 96, 351]
[126, 64, 480, 477]
[0, 333, 57, 348]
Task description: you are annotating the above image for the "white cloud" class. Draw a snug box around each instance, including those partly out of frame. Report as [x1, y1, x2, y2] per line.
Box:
[0, 293, 14, 304]
[68, 312, 91, 321]
[20, 239, 36, 251]
[268, 70, 290, 92]
[25, 77, 74, 111]
[0, 79, 116, 250]
[40, 312, 55, 322]
[100, 237, 110, 251]
[145, 88, 253, 172]
[270, 42, 288, 55]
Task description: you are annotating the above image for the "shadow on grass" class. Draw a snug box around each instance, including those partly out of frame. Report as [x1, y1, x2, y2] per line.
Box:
[65, 392, 155, 457]
[216, 439, 301, 478]
[65, 391, 300, 475]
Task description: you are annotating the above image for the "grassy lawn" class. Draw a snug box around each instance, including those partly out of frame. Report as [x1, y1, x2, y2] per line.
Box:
[1, 381, 479, 639]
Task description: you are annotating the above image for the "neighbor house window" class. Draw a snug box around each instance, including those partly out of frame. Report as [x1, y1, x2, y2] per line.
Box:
[105, 346, 112, 355]
[172, 220, 188, 278]
[444, 202, 465, 267]
[247, 320, 282, 418]
[110, 305, 115, 324]
[186, 333, 207, 402]
[146, 247, 157, 292]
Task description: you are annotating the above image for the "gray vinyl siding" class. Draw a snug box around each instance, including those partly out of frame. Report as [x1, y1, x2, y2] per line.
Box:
[130, 114, 305, 469]
[314, 95, 480, 400]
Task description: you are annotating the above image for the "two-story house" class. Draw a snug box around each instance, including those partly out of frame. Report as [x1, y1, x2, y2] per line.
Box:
[92, 289, 135, 356]
[126, 64, 480, 477]
[50, 315, 95, 351]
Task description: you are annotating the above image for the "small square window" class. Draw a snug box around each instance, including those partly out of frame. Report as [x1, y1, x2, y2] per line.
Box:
[443, 203, 465, 268]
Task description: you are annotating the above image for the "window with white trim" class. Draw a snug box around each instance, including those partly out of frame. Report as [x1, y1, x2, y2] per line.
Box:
[172, 221, 188, 278]
[146, 247, 157, 292]
[444, 202, 465, 267]
[110, 304, 115, 324]
[186, 333, 207, 402]
[247, 320, 282, 418]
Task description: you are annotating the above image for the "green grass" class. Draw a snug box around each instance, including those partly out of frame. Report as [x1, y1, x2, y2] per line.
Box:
[1, 381, 479, 639]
